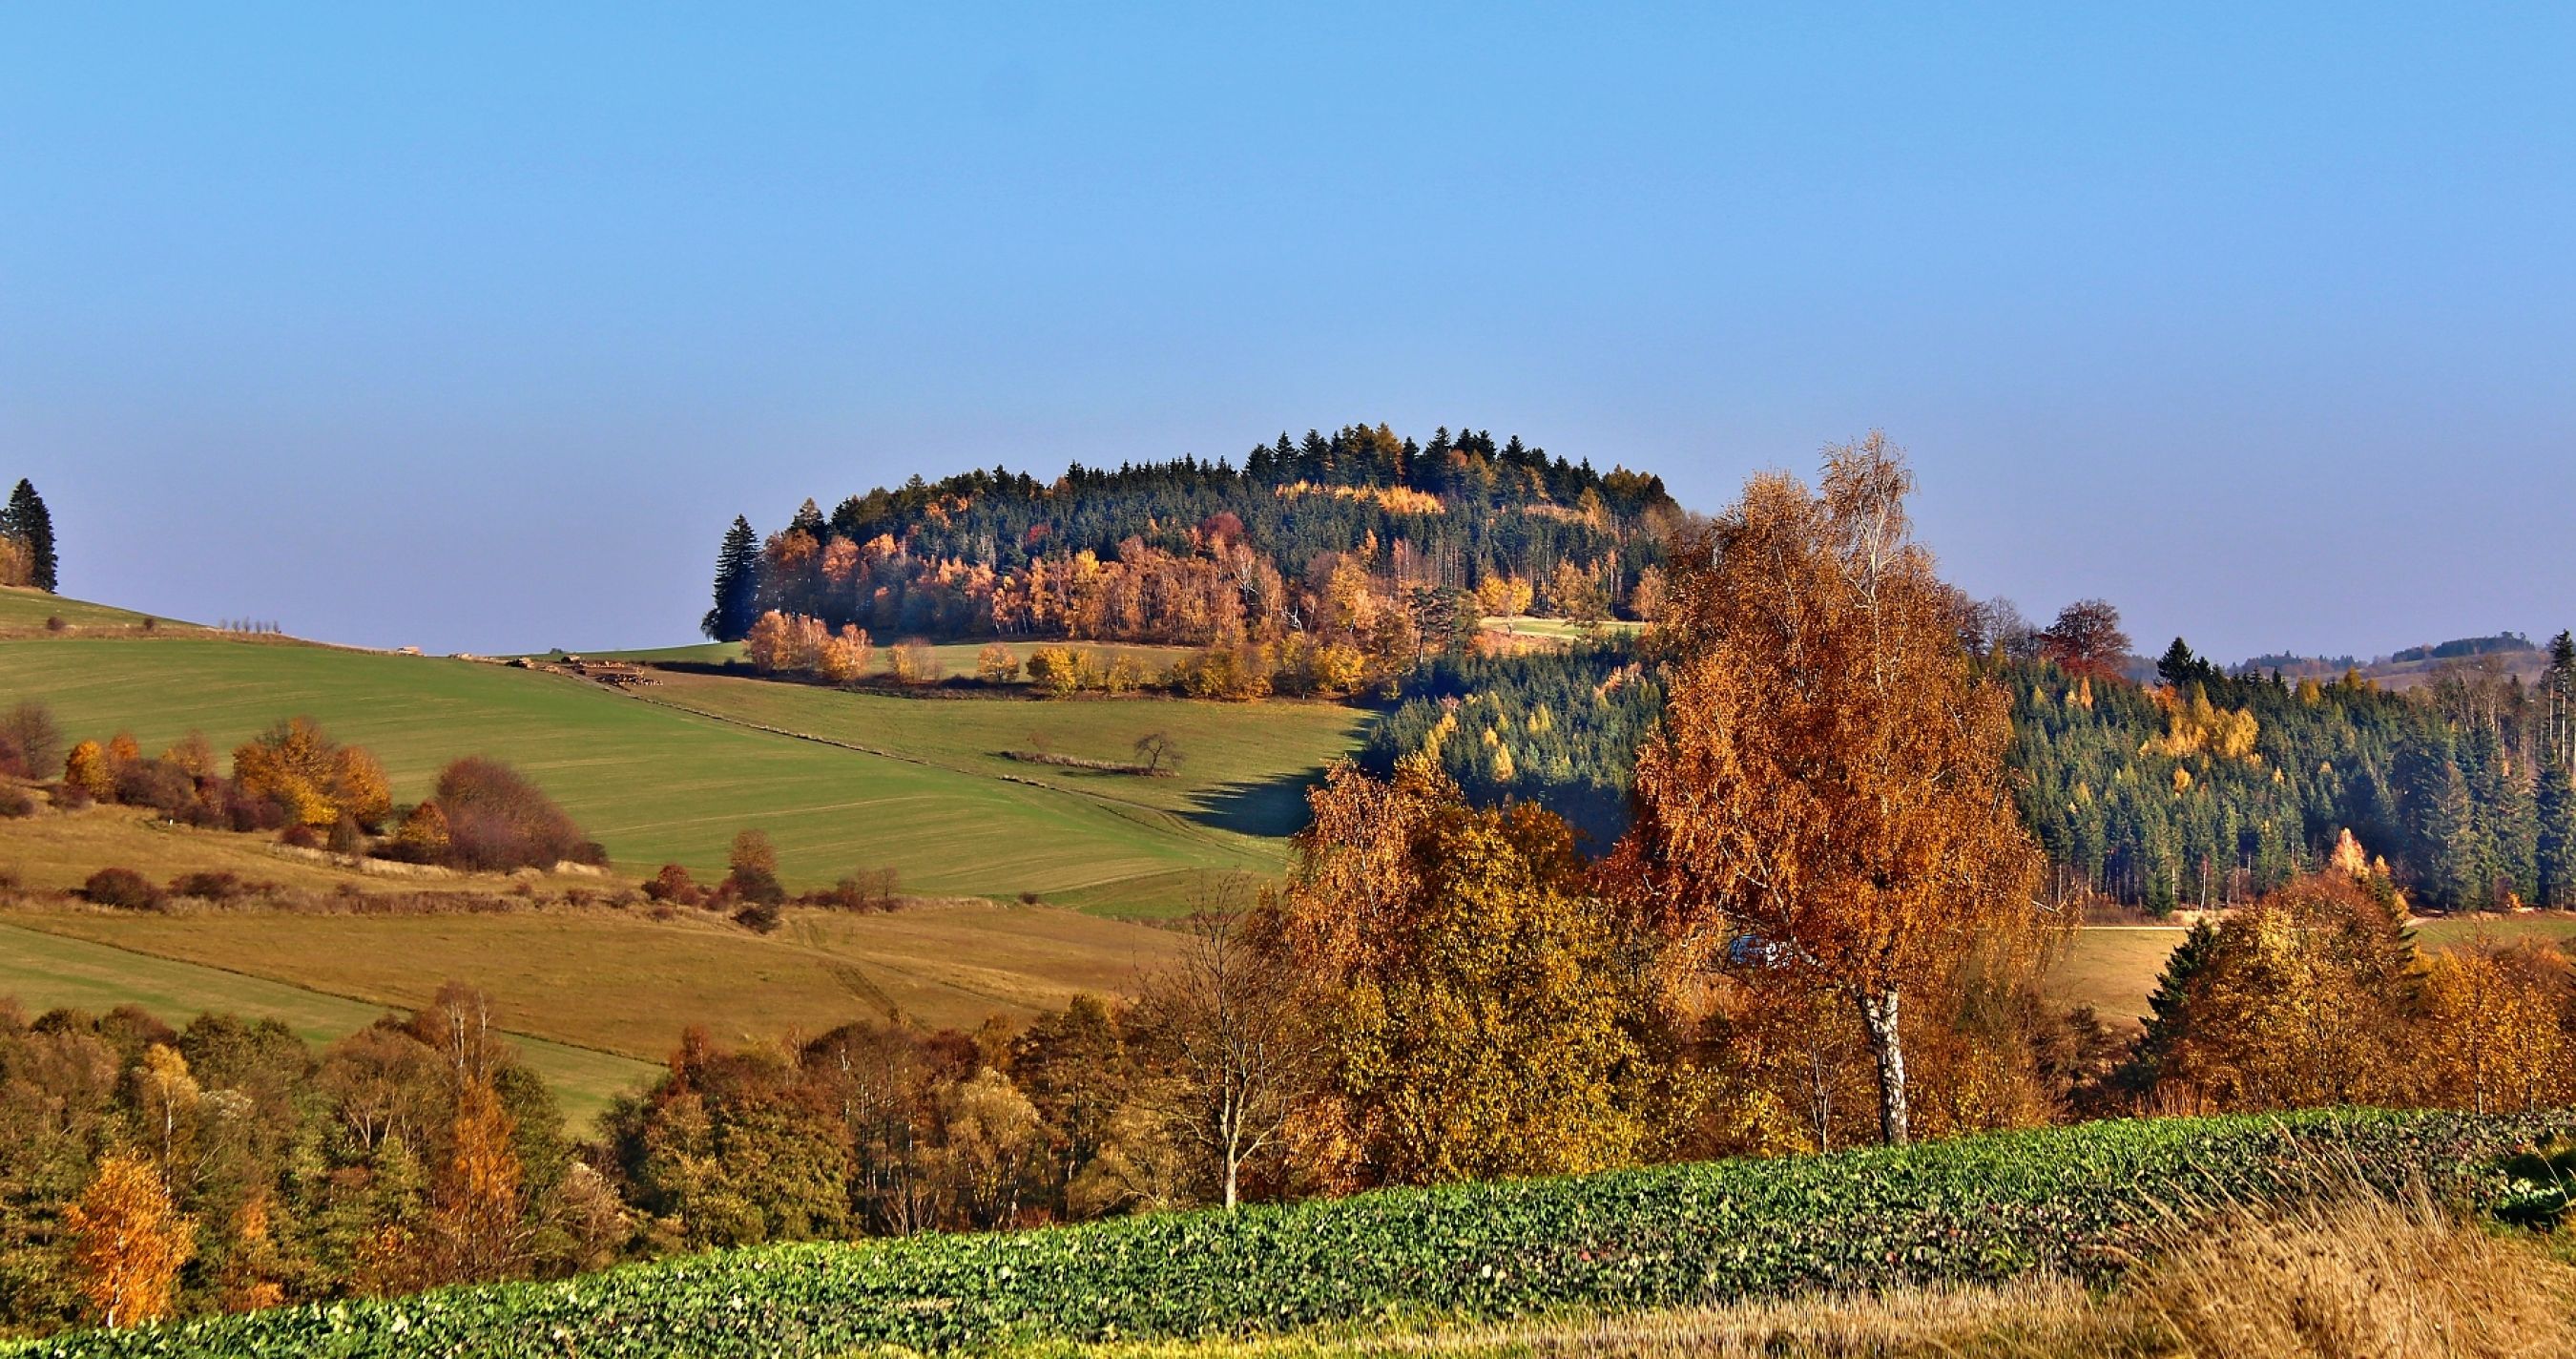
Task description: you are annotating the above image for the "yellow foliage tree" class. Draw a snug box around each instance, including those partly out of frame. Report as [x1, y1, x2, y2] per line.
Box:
[975, 642, 1021, 683]
[64, 1152, 194, 1328]
[431, 1076, 525, 1284]
[64, 739, 115, 800]
[231, 717, 348, 826]
[2418, 938, 2570, 1115]
[1276, 760, 1652, 1185]
[817, 624, 873, 683]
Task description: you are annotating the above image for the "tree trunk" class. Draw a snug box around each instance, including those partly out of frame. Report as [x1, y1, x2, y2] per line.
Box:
[1858, 986, 1909, 1146]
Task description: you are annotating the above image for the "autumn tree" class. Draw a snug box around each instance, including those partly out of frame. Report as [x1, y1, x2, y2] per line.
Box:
[975, 643, 1021, 683]
[2127, 871, 2420, 1111]
[2417, 936, 2570, 1115]
[1613, 434, 2048, 1144]
[1127, 890, 1317, 1209]
[1277, 760, 1655, 1184]
[430, 1075, 526, 1283]
[2040, 599, 2131, 680]
[64, 739, 114, 800]
[64, 1152, 194, 1328]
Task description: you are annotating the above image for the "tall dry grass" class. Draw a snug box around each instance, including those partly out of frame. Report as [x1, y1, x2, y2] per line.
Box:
[2131, 1180, 2576, 1358]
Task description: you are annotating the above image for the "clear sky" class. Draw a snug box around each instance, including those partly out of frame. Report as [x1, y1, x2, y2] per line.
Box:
[4, 5, 2569, 659]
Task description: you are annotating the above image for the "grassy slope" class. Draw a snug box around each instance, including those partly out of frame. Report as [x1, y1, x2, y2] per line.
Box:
[5, 898, 1179, 1063]
[0, 921, 653, 1127]
[0, 636, 1347, 912]
[0, 586, 202, 635]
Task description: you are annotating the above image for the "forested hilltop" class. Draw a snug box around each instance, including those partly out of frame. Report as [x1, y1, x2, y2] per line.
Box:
[702, 424, 1680, 646]
[1367, 610, 2576, 916]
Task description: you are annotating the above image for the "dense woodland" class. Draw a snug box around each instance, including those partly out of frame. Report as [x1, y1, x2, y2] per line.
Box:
[704, 425, 1680, 646]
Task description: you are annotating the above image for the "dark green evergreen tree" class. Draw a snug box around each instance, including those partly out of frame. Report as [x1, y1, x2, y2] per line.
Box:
[2, 479, 55, 593]
[702, 515, 763, 642]
[2537, 760, 2576, 909]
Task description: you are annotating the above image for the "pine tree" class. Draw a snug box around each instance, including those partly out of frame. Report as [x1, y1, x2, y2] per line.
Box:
[2, 480, 56, 593]
[2537, 762, 2576, 909]
[701, 515, 762, 642]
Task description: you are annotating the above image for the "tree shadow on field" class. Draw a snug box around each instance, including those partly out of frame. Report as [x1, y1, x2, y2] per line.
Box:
[1182, 768, 1329, 838]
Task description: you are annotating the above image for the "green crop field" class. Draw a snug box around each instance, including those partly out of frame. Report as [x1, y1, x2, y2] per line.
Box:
[9, 1108, 2552, 1358]
[0, 921, 654, 1127]
[0, 629, 1361, 914]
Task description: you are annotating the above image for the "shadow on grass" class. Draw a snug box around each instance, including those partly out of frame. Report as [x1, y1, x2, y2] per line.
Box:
[1180, 768, 1331, 838]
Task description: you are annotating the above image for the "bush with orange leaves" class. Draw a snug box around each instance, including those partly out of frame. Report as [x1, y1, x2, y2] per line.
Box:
[230, 717, 393, 829]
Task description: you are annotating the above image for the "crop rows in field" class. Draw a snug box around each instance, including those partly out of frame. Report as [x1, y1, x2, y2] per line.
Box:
[13, 1108, 2560, 1358]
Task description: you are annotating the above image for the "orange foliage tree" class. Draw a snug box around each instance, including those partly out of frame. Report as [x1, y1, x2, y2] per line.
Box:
[1272, 760, 1655, 1185]
[1611, 435, 2048, 1144]
[64, 1152, 195, 1328]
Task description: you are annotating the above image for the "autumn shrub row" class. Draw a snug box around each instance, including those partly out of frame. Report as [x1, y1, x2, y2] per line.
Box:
[12, 1109, 2558, 1359]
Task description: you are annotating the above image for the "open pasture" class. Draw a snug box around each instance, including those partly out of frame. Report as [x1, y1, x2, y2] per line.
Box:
[5, 896, 1181, 1067]
[0, 920, 655, 1126]
[2045, 914, 2576, 1027]
[0, 635, 1347, 913]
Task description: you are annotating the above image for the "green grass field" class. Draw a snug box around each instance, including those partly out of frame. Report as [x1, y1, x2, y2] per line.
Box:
[0, 920, 654, 1127]
[0, 632, 1359, 914]
[0, 586, 203, 635]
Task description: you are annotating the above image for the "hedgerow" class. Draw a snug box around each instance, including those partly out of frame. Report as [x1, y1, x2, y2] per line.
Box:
[13, 1109, 2562, 1359]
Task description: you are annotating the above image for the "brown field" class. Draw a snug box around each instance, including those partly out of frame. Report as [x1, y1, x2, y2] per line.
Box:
[0, 801, 614, 896]
[4, 894, 1185, 1061]
[2046, 914, 2576, 1028]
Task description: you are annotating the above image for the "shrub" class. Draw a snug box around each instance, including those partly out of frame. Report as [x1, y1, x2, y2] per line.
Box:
[975, 642, 1021, 683]
[167, 870, 249, 903]
[642, 864, 704, 907]
[1025, 645, 1083, 698]
[43, 614, 64, 633]
[279, 824, 322, 849]
[887, 639, 943, 685]
[112, 759, 196, 815]
[1172, 643, 1273, 700]
[80, 867, 164, 910]
[436, 758, 592, 871]
[62, 740, 114, 800]
[0, 786, 33, 819]
[53, 784, 93, 811]
[0, 700, 60, 780]
[733, 898, 783, 933]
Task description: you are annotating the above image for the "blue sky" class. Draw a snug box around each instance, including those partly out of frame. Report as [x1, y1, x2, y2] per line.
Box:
[3, 4, 2569, 658]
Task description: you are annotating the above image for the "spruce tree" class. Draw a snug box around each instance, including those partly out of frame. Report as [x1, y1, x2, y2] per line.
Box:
[2538, 761, 2576, 909]
[701, 515, 762, 642]
[2, 480, 55, 593]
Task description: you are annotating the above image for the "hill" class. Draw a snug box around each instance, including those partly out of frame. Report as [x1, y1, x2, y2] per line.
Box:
[0, 631, 1359, 912]
[7, 1109, 2546, 1357]
[706, 424, 1679, 648]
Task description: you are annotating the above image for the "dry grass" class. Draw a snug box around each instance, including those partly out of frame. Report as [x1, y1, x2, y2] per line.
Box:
[2046, 917, 2576, 1032]
[1039, 1181, 2576, 1359]
[5, 894, 1184, 1059]
[2129, 1181, 2576, 1358]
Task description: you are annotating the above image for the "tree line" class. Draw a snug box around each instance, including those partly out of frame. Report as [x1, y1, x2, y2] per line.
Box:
[702, 424, 1680, 648]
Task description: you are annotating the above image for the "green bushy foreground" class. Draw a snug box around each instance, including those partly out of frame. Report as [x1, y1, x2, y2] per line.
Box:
[13, 1110, 2563, 1359]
